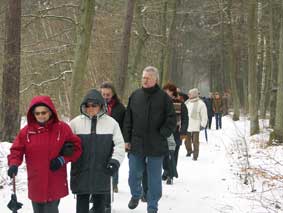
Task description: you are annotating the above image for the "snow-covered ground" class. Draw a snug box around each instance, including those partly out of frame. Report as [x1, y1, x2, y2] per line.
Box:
[1, 115, 283, 213]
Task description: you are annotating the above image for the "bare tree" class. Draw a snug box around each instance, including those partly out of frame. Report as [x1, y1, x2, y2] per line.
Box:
[248, 0, 259, 135]
[70, 0, 95, 118]
[226, 0, 240, 121]
[117, 0, 136, 99]
[273, 0, 283, 143]
[1, 0, 21, 141]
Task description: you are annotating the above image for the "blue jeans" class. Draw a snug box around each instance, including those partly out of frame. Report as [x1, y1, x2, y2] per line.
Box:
[215, 113, 222, 129]
[128, 153, 163, 211]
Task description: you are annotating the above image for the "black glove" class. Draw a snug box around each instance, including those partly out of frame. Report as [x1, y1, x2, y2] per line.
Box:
[60, 141, 74, 157]
[105, 159, 120, 176]
[50, 156, 65, 171]
[7, 165, 18, 178]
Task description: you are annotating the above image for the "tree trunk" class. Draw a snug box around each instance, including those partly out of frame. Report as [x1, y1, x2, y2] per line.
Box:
[269, 0, 280, 128]
[70, 0, 95, 118]
[162, 0, 180, 85]
[273, 0, 283, 143]
[159, 0, 168, 84]
[1, 0, 21, 142]
[130, 0, 149, 90]
[117, 0, 136, 99]
[259, 35, 270, 119]
[226, 0, 240, 121]
[248, 0, 259, 135]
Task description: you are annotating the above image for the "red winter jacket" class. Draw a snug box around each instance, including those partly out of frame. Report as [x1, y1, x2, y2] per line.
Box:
[8, 96, 82, 203]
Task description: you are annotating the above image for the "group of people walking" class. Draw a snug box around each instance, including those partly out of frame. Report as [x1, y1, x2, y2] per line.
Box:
[6, 65, 229, 213]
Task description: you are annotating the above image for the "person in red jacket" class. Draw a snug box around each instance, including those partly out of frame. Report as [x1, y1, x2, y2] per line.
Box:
[7, 96, 82, 213]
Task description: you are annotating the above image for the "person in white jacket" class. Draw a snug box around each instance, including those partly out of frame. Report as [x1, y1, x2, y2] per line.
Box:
[184, 88, 208, 160]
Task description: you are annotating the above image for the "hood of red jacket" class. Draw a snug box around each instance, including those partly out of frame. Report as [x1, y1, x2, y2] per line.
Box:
[27, 96, 59, 125]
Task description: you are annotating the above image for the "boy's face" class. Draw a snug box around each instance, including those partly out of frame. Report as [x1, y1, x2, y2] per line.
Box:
[85, 102, 101, 117]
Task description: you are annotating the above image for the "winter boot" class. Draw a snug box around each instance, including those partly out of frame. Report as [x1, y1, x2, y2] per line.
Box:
[128, 197, 139, 209]
[162, 171, 168, 181]
[166, 178, 173, 185]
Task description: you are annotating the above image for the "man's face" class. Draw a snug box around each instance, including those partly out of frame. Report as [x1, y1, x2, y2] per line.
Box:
[142, 72, 157, 88]
[101, 88, 113, 103]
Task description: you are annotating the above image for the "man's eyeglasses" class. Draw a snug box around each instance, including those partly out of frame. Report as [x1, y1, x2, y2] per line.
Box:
[86, 103, 100, 108]
[34, 111, 49, 116]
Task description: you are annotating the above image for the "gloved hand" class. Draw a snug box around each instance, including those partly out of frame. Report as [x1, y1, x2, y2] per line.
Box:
[7, 165, 18, 178]
[105, 159, 120, 176]
[50, 156, 65, 171]
[60, 141, 74, 157]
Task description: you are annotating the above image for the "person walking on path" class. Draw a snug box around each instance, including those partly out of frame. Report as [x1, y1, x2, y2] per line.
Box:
[70, 89, 125, 213]
[213, 92, 223, 130]
[123, 66, 176, 213]
[162, 82, 188, 184]
[201, 93, 214, 129]
[7, 95, 82, 213]
[184, 88, 208, 160]
[100, 82, 126, 193]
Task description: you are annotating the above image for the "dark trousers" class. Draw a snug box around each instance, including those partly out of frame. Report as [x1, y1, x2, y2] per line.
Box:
[215, 113, 222, 129]
[77, 194, 106, 213]
[162, 150, 178, 179]
[208, 115, 213, 129]
[174, 144, 180, 166]
[32, 200, 59, 213]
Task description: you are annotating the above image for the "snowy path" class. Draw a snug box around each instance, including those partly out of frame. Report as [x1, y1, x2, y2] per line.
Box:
[0, 116, 272, 212]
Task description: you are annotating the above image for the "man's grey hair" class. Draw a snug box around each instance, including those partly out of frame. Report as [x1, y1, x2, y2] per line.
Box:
[142, 66, 159, 83]
[189, 88, 199, 98]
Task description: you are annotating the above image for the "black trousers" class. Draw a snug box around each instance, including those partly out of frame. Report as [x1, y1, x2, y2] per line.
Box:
[77, 194, 106, 213]
[32, 200, 60, 213]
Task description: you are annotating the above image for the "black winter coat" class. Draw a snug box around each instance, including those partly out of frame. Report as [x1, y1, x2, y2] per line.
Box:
[111, 101, 126, 129]
[123, 85, 177, 156]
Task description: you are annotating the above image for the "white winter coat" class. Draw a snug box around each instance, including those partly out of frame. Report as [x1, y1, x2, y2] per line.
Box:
[185, 98, 208, 132]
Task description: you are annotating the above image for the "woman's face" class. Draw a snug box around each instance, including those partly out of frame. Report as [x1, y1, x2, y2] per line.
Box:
[33, 106, 52, 123]
[101, 88, 113, 103]
[165, 89, 174, 98]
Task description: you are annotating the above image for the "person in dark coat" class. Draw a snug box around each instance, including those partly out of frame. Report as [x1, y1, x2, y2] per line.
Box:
[213, 91, 223, 130]
[70, 89, 125, 213]
[100, 82, 126, 192]
[162, 82, 188, 184]
[7, 96, 82, 213]
[123, 66, 176, 213]
[201, 93, 214, 129]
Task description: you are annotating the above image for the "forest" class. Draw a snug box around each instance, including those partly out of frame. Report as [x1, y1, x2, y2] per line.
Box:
[0, 0, 283, 143]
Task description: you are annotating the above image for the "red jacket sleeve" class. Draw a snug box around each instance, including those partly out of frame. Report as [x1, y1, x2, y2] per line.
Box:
[7, 130, 26, 166]
[61, 123, 82, 163]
